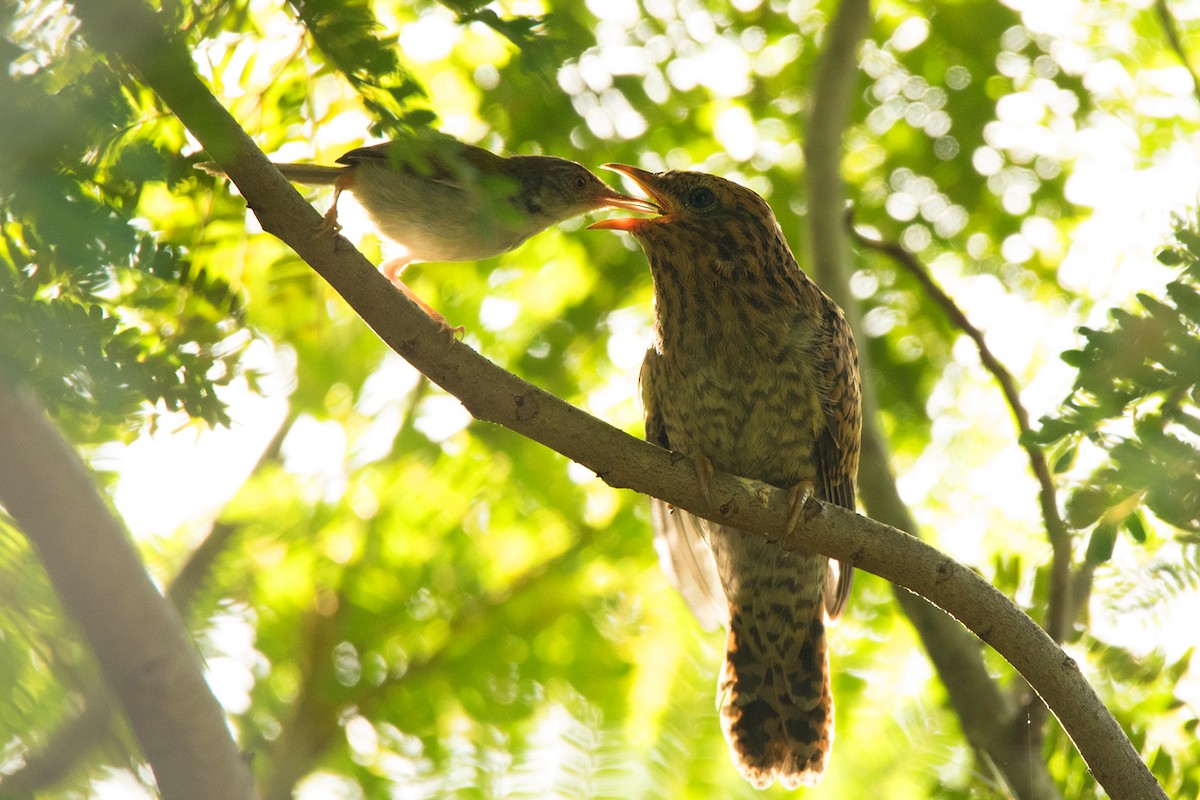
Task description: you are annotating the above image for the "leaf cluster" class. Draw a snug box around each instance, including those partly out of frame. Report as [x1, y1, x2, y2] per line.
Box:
[286, 0, 436, 136]
[0, 10, 251, 435]
[1044, 635, 1197, 800]
[1034, 221, 1200, 562]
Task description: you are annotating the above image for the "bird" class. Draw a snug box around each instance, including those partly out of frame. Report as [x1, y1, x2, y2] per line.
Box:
[199, 134, 654, 325]
[591, 164, 861, 789]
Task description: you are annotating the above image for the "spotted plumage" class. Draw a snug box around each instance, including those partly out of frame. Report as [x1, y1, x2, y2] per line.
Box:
[593, 166, 862, 789]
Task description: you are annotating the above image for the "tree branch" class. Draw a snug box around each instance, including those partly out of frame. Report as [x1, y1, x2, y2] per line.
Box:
[70, 0, 1166, 796]
[847, 220, 1075, 645]
[261, 546, 583, 797]
[260, 591, 344, 800]
[803, 2, 1063, 797]
[0, 694, 119, 796]
[0, 381, 256, 800]
[0, 414, 292, 796]
[1155, 0, 1200, 108]
[846, 221, 1083, 744]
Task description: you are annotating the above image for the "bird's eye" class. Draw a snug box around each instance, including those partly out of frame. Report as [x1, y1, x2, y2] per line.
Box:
[574, 175, 589, 190]
[686, 186, 716, 210]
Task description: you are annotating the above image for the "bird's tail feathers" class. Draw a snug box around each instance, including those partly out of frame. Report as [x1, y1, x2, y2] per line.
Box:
[270, 163, 346, 185]
[195, 162, 345, 186]
[718, 608, 833, 789]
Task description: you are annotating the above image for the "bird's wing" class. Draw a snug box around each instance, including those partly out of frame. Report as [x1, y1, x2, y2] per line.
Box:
[336, 138, 506, 191]
[335, 141, 406, 166]
[814, 303, 862, 620]
[642, 349, 728, 631]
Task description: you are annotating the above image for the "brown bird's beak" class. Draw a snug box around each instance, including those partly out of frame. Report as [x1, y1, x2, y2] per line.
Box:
[589, 164, 666, 232]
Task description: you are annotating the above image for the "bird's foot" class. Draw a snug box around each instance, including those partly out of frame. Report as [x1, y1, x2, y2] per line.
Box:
[316, 209, 342, 239]
[781, 480, 819, 551]
[380, 256, 412, 283]
[315, 187, 345, 240]
[693, 454, 715, 507]
[394, 279, 464, 338]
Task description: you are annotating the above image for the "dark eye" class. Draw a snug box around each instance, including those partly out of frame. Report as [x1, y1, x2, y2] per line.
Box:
[574, 174, 589, 190]
[686, 186, 716, 209]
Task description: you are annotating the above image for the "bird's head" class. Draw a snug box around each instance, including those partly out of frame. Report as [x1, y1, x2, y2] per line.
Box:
[589, 165, 795, 285]
[509, 157, 659, 226]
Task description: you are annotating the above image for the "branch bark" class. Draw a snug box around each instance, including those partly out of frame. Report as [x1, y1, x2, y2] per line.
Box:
[0, 381, 256, 800]
[0, 415, 291, 796]
[803, 2, 1062, 797]
[69, 0, 1166, 797]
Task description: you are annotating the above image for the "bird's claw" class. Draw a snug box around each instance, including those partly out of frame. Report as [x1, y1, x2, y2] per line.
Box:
[392, 278, 463, 338]
[315, 189, 345, 240]
[694, 454, 715, 507]
[315, 214, 341, 240]
[781, 481, 819, 551]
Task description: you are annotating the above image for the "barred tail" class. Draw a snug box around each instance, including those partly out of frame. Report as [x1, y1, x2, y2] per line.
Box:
[709, 526, 836, 788]
[719, 609, 833, 789]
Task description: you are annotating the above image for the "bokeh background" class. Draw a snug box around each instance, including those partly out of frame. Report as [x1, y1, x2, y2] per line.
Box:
[2, 0, 1199, 797]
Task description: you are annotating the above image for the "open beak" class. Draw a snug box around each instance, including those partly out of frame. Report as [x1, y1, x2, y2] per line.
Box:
[596, 185, 661, 214]
[589, 164, 666, 231]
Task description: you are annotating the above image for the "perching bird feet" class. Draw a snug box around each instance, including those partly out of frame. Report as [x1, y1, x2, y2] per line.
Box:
[315, 181, 350, 239]
[781, 480, 820, 552]
[693, 453, 716, 507]
[380, 256, 464, 337]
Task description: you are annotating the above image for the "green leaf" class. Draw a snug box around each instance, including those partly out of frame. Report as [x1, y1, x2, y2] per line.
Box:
[1175, 228, 1200, 257]
[1157, 248, 1184, 266]
[1123, 511, 1148, 544]
[1060, 348, 1087, 367]
[1066, 486, 1110, 529]
[1052, 443, 1078, 474]
[1086, 522, 1118, 564]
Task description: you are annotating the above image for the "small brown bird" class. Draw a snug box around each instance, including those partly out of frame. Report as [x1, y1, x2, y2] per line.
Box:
[592, 165, 861, 789]
[200, 135, 653, 323]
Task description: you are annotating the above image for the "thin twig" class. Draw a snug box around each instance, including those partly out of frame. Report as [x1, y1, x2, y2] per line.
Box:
[806, 3, 1062, 796]
[847, 218, 1074, 647]
[1156, 0, 1200, 109]
[259, 383, 430, 797]
[387, 373, 431, 458]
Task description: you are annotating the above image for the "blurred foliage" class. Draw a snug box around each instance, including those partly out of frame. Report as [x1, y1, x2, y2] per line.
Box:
[2, 0, 1200, 798]
[0, 2, 249, 438]
[1035, 222, 1200, 569]
[286, 0, 437, 137]
[1044, 635, 1199, 800]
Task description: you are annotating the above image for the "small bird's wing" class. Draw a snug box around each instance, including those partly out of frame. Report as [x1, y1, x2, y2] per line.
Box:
[335, 142, 397, 164]
[336, 139, 507, 191]
[814, 303, 862, 620]
[642, 350, 728, 631]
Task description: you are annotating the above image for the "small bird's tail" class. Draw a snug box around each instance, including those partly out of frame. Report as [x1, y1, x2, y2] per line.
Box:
[196, 162, 345, 185]
[718, 602, 833, 789]
[270, 163, 345, 185]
